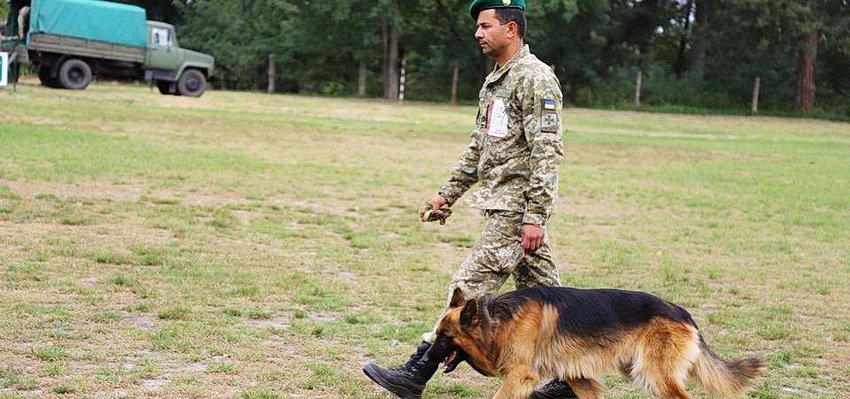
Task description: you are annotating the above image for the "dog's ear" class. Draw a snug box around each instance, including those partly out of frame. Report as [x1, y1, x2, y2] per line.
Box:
[449, 287, 466, 308]
[479, 302, 493, 341]
[480, 302, 492, 325]
[460, 297, 479, 328]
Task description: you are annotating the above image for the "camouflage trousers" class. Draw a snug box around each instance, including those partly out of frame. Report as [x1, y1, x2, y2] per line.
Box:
[422, 210, 560, 343]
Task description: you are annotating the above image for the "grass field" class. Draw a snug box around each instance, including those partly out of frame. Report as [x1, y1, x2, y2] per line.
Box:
[1, 80, 848, 399]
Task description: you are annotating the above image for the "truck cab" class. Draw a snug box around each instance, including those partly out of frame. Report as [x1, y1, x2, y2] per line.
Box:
[144, 21, 215, 96]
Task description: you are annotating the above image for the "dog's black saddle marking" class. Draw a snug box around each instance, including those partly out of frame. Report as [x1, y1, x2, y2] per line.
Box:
[491, 287, 698, 337]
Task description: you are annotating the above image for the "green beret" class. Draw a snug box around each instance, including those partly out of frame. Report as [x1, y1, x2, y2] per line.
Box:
[469, 0, 526, 20]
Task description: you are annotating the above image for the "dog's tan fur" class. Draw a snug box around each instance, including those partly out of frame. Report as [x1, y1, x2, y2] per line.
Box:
[434, 288, 762, 399]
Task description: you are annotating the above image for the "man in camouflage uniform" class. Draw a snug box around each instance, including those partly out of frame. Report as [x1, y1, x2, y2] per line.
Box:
[364, 1, 576, 398]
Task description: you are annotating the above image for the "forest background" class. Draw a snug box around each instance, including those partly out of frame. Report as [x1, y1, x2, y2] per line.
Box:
[3, 0, 849, 118]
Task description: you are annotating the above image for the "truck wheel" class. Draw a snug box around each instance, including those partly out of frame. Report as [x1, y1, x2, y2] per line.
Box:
[58, 59, 92, 90]
[157, 81, 176, 95]
[37, 66, 61, 88]
[177, 69, 206, 97]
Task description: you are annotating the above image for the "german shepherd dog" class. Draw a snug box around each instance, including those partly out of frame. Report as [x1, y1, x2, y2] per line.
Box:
[429, 287, 762, 399]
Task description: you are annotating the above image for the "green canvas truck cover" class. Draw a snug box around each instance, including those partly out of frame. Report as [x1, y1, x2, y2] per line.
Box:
[29, 0, 147, 48]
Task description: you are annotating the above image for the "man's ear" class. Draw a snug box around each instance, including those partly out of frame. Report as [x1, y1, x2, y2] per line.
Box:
[449, 287, 466, 308]
[460, 297, 479, 328]
[506, 20, 518, 38]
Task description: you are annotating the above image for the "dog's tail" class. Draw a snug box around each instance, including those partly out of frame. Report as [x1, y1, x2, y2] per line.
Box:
[690, 335, 762, 397]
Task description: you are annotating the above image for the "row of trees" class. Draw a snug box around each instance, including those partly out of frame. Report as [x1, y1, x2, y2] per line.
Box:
[4, 1, 848, 115]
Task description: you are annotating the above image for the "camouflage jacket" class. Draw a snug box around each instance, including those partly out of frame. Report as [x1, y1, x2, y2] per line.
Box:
[439, 45, 564, 226]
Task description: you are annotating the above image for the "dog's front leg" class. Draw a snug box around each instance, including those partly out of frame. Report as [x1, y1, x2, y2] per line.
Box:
[491, 368, 538, 399]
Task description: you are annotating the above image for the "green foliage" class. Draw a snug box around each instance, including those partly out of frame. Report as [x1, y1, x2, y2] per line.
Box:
[31, 346, 70, 362]
[160, 0, 849, 115]
[114, 0, 179, 23]
[239, 387, 280, 399]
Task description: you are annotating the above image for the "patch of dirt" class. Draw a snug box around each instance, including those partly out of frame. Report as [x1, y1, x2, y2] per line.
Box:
[79, 277, 99, 289]
[309, 313, 337, 322]
[140, 378, 170, 391]
[247, 317, 290, 330]
[124, 314, 157, 331]
[336, 270, 357, 279]
[103, 291, 140, 308]
[269, 197, 357, 218]
[296, 264, 316, 274]
[287, 221, 307, 230]
[185, 362, 208, 372]
[6, 179, 144, 202]
[5, 179, 254, 208]
[175, 188, 247, 206]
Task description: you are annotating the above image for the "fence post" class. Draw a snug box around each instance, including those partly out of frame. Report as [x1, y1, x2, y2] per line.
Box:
[450, 64, 459, 104]
[751, 77, 761, 114]
[398, 57, 407, 103]
[635, 69, 642, 106]
[267, 54, 275, 94]
[358, 61, 367, 97]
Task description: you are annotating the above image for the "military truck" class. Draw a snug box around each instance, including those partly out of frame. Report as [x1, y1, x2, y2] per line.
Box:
[2, 0, 214, 96]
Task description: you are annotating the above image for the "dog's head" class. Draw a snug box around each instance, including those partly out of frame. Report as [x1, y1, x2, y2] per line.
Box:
[426, 288, 497, 376]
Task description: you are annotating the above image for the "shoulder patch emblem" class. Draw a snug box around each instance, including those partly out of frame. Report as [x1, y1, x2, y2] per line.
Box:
[543, 99, 557, 110]
[541, 111, 559, 133]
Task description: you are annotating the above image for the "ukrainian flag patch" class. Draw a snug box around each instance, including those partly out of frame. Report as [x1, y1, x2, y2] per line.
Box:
[543, 99, 556, 110]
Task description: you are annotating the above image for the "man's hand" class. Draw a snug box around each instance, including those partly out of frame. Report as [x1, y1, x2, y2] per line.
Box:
[429, 195, 447, 210]
[521, 224, 545, 253]
[419, 195, 452, 225]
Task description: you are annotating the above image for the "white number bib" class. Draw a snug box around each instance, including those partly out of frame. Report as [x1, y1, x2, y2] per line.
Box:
[486, 99, 509, 138]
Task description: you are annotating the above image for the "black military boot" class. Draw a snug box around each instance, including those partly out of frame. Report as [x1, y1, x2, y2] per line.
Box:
[362, 342, 442, 399]
[530, 379, 578, 399]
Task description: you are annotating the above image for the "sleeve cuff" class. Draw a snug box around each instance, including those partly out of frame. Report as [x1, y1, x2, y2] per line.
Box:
[522, 212, 548, 226]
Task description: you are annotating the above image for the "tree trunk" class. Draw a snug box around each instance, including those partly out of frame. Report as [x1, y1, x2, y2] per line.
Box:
[357, 60, 367, 97]
[382, 21, 400, 100]
[674, 0, 694, 77]
[689, 0, 708, 79]
[381, 23, 388, 97]
[792, 31, 817, 112]
[450, 64, 459, 104]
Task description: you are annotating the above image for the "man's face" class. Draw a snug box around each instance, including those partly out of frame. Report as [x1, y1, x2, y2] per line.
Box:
[474, 9, 511, 58]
